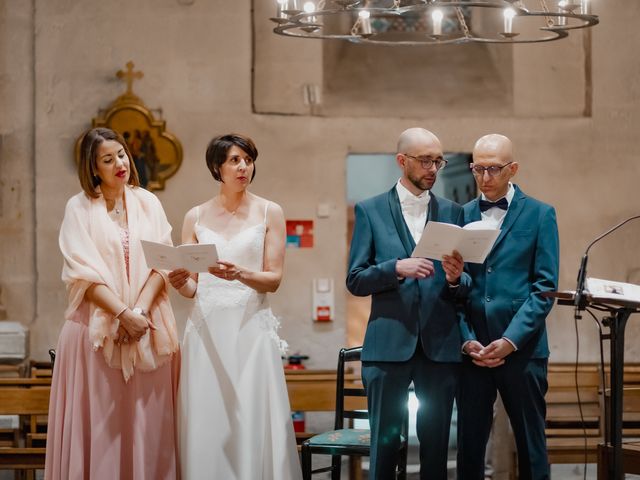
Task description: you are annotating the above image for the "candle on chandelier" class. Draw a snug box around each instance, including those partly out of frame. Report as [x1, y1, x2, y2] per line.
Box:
[580, 0, 590, 15]
[557, 0, 568, 26]
[280, 0, 299, 14]
[431, 9, 444, 36]
[276, 0, 286, 18]
[503, 8, 516, 34]
[359, 10, 372, 35]
[303, 1, 316, 23]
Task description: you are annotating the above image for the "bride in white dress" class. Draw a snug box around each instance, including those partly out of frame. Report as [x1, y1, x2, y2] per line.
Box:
[168, 134, 301, 480]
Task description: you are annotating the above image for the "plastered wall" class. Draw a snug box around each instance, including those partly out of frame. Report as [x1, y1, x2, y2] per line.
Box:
[1, 0, 639, 367]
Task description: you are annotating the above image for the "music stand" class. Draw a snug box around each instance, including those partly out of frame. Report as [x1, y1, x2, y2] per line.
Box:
[546, 290, 640, 479]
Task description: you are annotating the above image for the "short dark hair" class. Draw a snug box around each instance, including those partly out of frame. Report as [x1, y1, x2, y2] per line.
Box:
[205, 133, 258, 183]
[78, 127, 140, 198]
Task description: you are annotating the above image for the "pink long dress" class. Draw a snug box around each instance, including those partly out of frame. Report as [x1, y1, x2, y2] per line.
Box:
[45, 188, 180, 480]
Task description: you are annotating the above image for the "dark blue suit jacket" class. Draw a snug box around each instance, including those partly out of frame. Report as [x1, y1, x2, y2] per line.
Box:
[347, 186, 470, 363]
[460, 185, 559, 359]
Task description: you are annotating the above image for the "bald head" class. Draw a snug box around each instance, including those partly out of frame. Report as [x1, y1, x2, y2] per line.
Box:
[471, 133, 518, 201]
[397, 128, 441, 154]
[473, 134, 513, 162]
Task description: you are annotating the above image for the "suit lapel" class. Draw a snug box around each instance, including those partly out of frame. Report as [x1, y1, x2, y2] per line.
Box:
[387, 187, 415, 257]
[427, 191, 439, 224]
[468, 198, 482, 223]
[491, 185, 526, 252]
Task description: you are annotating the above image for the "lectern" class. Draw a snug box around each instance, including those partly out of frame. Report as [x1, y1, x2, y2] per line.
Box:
[546, 291, 640, 479]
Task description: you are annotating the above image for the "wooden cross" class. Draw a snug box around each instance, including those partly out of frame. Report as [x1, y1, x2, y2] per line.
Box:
[116, 61, 143, 96]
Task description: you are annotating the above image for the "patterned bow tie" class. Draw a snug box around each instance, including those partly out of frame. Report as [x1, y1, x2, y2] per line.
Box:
[479, 197, 508, 212]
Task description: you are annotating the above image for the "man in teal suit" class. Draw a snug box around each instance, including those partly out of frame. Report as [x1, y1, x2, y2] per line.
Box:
[456, 134, 559, 480]
[347, 128, 469, 480]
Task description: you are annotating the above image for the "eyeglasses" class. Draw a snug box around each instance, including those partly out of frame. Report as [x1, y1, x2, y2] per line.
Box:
[470, 161, 514, 177]
[403, 154, 448, 171]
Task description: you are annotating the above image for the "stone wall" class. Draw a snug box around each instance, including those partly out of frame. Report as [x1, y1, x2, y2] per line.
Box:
[1, 0, 639, 367]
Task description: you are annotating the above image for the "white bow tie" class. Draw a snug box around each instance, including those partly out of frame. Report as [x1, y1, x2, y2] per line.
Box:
[402, 195, 427, 214]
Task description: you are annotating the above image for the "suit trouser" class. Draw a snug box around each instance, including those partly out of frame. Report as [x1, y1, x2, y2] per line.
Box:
[362, 343, 459, 480]
[456, 356, 549, 480]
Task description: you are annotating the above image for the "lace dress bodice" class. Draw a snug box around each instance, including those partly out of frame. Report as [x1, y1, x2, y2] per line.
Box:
[187, 206, 287, 354]
[194, 222, 266, 309]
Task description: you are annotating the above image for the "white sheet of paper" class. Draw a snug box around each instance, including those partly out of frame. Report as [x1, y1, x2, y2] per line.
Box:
[411, 221, 500, 264]
[141, 240, 219, 272]
[586, 277, 640, 303]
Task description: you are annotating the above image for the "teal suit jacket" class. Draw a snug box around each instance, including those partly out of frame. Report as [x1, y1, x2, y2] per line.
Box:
[460, 185, 559, 359]
[347, 187, 470, 363]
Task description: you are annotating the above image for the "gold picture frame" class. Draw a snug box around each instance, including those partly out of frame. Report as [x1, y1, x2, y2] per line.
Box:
[76, 62, 183, 191]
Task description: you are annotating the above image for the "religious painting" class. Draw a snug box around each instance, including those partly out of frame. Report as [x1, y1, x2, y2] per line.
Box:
[76, 62, 182, 191]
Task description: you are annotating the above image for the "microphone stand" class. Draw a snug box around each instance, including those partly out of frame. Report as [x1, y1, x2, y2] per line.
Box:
[574, 214, 640, 315]
[572, 214, 640, 479]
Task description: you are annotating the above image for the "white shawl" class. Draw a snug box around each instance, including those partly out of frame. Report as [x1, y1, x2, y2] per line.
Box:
[59, 186, 179, 381]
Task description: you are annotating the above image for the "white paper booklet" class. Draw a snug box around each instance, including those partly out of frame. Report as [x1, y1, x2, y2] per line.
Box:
[412, 221, 500, 264]
[141, 240, 218, 272]
[585, 277, 640, 303]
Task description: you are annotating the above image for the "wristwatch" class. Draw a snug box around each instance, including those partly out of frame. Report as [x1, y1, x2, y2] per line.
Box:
[132, 307, 147, 317]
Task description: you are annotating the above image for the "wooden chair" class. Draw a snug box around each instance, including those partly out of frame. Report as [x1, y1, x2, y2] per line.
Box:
[0, 378, 51, 478]
[48, 349, 56, 372]
[285, 366, 364, 478]
[286, 369, 348, 446]
[300, 347, 408, 480]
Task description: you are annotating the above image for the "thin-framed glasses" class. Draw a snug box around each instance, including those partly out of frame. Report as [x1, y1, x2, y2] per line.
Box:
[403, 154, 448, 171]
[470, 161, 513, 177]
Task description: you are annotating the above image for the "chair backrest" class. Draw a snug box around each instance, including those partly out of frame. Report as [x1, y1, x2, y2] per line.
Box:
[334, 346, 368, 430]
[49, 349, 56, 372]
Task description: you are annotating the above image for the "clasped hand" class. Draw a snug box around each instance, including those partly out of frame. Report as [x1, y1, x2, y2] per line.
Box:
[114, 309, 156, 345]
[464, 339, 515, 368]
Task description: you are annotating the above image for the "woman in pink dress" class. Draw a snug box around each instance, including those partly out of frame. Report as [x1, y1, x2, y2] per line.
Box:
[45, 127, 180, 480]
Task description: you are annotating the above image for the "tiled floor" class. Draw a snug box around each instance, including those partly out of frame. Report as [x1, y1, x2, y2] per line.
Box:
[345, 462, 640, 479]
[336, 447, 640, 480]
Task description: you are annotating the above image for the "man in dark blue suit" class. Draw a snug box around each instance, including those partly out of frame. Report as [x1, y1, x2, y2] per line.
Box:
[347, 128, 469, 480]
[456, 134, 559, 480]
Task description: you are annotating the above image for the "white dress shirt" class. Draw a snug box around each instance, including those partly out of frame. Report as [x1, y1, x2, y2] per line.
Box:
[396, 180, 430, 244]
[479, 183, 515, 229]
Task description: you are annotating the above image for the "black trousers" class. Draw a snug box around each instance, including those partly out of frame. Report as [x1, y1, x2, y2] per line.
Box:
[457, 356, 549, 480]
[362, 343, 459, 480]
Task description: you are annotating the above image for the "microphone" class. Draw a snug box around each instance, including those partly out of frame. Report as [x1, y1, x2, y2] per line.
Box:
[574, 214, 640, 312]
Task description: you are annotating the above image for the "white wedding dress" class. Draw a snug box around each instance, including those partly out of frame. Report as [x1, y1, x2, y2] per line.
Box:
[178, 205, 301, 480]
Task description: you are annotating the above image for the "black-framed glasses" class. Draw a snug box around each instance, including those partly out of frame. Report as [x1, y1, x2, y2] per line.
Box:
[403, 154, 448, 171]
[470, 161, 513, 177]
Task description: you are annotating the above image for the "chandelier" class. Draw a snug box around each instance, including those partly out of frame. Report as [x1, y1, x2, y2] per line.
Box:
[270, 0, 599, 45]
